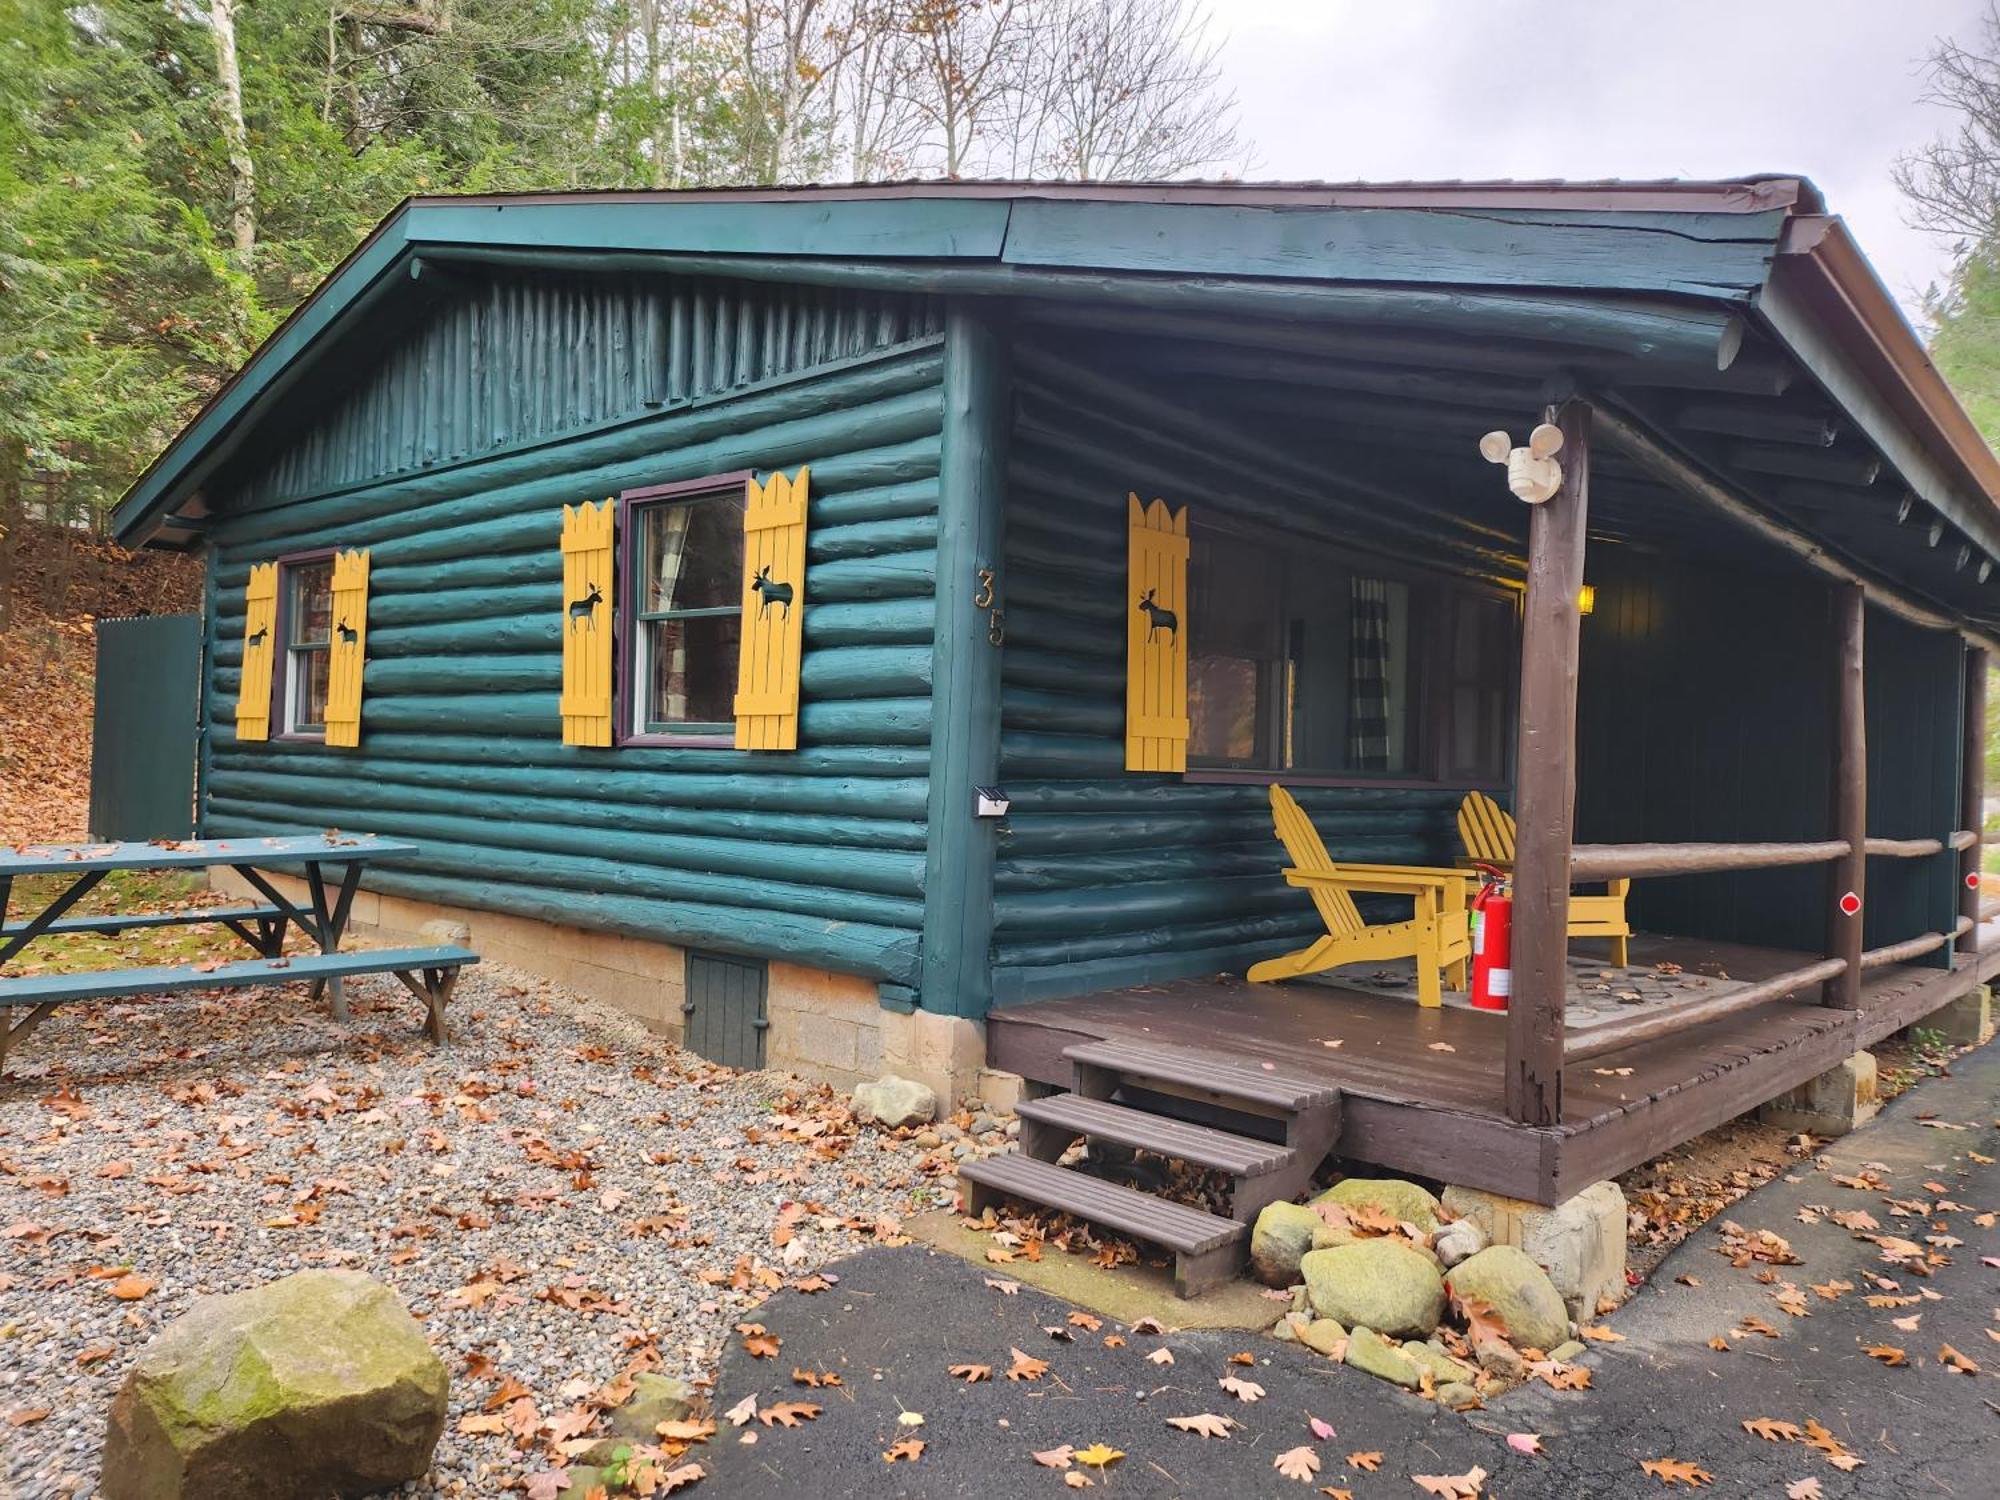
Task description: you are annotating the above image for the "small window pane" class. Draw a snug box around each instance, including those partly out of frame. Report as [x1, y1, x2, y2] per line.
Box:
[1189, 656, 1264, 763]
[292, 647, 329, 731]
[642, 495, 744, 614]
[645, 612, 741, 727]
[290, 562, 332, 646]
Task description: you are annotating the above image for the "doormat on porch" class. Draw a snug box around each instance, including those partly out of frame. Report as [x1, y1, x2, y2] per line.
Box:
[1304, 950, 1732, 1030]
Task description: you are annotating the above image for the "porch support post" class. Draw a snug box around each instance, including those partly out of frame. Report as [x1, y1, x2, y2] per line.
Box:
[1961, 645, 1987, 953]
[1505, 397, 1591, 1127]
[918, 304, 1011, 1019]
[1825, 582, 1866, 1006]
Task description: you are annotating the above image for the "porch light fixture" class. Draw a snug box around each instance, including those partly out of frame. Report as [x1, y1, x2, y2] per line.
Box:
[975, 786, 1011, 819]
[1578, 584, 1596, 616]
[1477, 424, 1565, 504]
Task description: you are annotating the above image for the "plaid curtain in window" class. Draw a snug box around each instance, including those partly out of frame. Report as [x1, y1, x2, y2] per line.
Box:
[1348, 578, 1392, 771]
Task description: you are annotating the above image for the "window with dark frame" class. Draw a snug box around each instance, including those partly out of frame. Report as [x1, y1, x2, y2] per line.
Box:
[620, 477, 748, 741]
[280, 557, 334, 736]
[1186, 520, 1517, 785]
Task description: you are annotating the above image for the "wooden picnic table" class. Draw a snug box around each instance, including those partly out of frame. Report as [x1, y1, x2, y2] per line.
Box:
[0, 833, 419, 1020]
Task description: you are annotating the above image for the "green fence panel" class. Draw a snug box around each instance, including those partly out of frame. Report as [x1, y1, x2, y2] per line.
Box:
[89, 614, 200, 841]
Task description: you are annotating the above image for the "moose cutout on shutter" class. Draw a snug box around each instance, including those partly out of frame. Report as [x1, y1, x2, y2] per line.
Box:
[235, 562, 279, 742]
[323, 548, 370, 747]
[560, 499, 615, 746]
[1126, 493, 1190, 772]
[734, 468, 809, 750]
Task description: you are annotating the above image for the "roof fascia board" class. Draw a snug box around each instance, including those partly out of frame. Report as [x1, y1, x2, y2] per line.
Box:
[998, 199, 1791, 299]
[405, 196, 1012, 259]
[422, 177, 1807, 213]
[1758, 217, 2000, 567]
[111, 212, 417, 543]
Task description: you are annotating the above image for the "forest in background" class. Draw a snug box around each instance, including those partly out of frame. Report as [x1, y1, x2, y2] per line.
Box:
[0, 0, 1246, 571]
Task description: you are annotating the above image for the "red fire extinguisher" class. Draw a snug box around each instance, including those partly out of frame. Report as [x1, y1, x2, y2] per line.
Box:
[1471, 866, 1512, 1012]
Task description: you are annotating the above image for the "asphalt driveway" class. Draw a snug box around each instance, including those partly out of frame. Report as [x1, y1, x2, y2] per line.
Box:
[705, 1036, 2000, 1496]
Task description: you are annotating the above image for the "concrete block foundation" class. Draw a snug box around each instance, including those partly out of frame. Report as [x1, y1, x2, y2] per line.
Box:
[1757, 1050, 1879, 1137]
[1440, 1179, 1628, 1321]
[211, 872, 986, 1103]
[1926, 983, 1995, 1048]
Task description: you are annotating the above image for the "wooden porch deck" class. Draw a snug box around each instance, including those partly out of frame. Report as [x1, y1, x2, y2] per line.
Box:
[986, 933, 2000, 1204]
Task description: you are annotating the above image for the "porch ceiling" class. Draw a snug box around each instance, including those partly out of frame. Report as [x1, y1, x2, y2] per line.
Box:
[1018, 304, 2000, 644]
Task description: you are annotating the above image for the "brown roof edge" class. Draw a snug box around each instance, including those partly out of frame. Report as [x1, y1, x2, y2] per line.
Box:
[413, 175, 1811, 215]
[1777, 214, 2000, 510]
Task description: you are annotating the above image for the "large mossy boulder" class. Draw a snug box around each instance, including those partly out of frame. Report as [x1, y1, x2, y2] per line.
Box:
[1342, 1327, 1421, 1388]
[611, 1372, 696, 1442]
[102, 1270, 447, 1500]
[1313, 1178, 1443, 1232]
[1300, 1240, 1445, 1339]
[1445, 1245, 1569, 1353]
[1249, 1201, 1321, 1286]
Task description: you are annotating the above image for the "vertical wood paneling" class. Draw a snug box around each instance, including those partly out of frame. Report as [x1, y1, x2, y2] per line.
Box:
[234, 275, 941, 509]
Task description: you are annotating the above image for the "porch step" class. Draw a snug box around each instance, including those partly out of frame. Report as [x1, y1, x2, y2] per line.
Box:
[1017, 1093, 1296, 1178]
[1063, 1038, 1342, 1114]
[959, 1152, 1245, 1297]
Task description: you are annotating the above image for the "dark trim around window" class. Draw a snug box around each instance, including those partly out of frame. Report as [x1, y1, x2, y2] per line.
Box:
[613, 471, 757, 748]
[269, 546, 338, 743]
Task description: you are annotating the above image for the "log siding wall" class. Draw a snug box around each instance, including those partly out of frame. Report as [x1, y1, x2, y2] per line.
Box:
[199, 276, 947, 989]
[990, 332, 1475, 1005]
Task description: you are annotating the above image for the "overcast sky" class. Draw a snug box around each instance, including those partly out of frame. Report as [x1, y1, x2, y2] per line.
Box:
[1208, 0, 1992, 320]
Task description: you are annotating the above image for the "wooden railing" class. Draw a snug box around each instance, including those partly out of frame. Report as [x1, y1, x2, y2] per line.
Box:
[1560, 830, 1981, 1065]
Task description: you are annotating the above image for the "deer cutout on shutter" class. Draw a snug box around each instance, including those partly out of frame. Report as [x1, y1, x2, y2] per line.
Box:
[560, 500, 616, 746]
[734, 468, 810, 751]
[1126, 493, 1190, 773]
[323, 549, 370, 747]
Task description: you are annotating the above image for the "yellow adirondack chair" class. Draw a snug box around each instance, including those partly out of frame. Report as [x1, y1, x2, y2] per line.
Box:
[1249, 784, 1473, 1008]
[1457, 790, 1632, 967]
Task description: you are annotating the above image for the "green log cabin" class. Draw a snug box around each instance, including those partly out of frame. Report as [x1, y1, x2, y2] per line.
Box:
[113, 178, 2000, 1239]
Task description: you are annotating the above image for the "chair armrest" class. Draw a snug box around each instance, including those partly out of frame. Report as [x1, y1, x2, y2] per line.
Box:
[1282, 865, 1475, 900]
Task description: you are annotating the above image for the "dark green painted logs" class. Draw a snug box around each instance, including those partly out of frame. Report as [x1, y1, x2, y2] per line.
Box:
[200, 332, 949, 987]
[991, 326, 1477, 1006]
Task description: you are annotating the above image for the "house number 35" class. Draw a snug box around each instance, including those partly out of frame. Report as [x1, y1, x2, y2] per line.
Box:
[975, 568, 1004, 644]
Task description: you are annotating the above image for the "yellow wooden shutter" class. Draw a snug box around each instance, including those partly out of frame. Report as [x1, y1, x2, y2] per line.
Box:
[323, 548, 370, 748]
[734, 468, 810, 750]
[561, 500, 616, 746]
[235, 562, 278, 742]
[1126, 493, 1190, 772]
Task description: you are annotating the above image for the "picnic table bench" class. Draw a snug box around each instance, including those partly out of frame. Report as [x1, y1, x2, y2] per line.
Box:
[0, 834, 479, 1075]
[0, 948, 476, 1072]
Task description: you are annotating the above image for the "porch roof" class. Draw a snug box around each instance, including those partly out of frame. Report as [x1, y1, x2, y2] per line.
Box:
[113, 177, 2000, 643]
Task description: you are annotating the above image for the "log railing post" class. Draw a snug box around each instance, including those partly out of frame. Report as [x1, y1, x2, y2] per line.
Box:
[1505, 398, 1590, 1126]
[1961, 646, 1987, 955]
[1825, 583, 1865, 1006]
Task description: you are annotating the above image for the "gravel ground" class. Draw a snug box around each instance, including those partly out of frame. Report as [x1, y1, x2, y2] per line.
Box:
[0, 960, 986, 1498]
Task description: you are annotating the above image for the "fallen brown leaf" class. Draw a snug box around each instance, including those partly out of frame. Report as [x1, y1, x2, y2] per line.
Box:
[1165, 1413, 1234, 1438]
[1640, 1457, 1713, 1487]
[1273, 1445, 1321, 1482]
